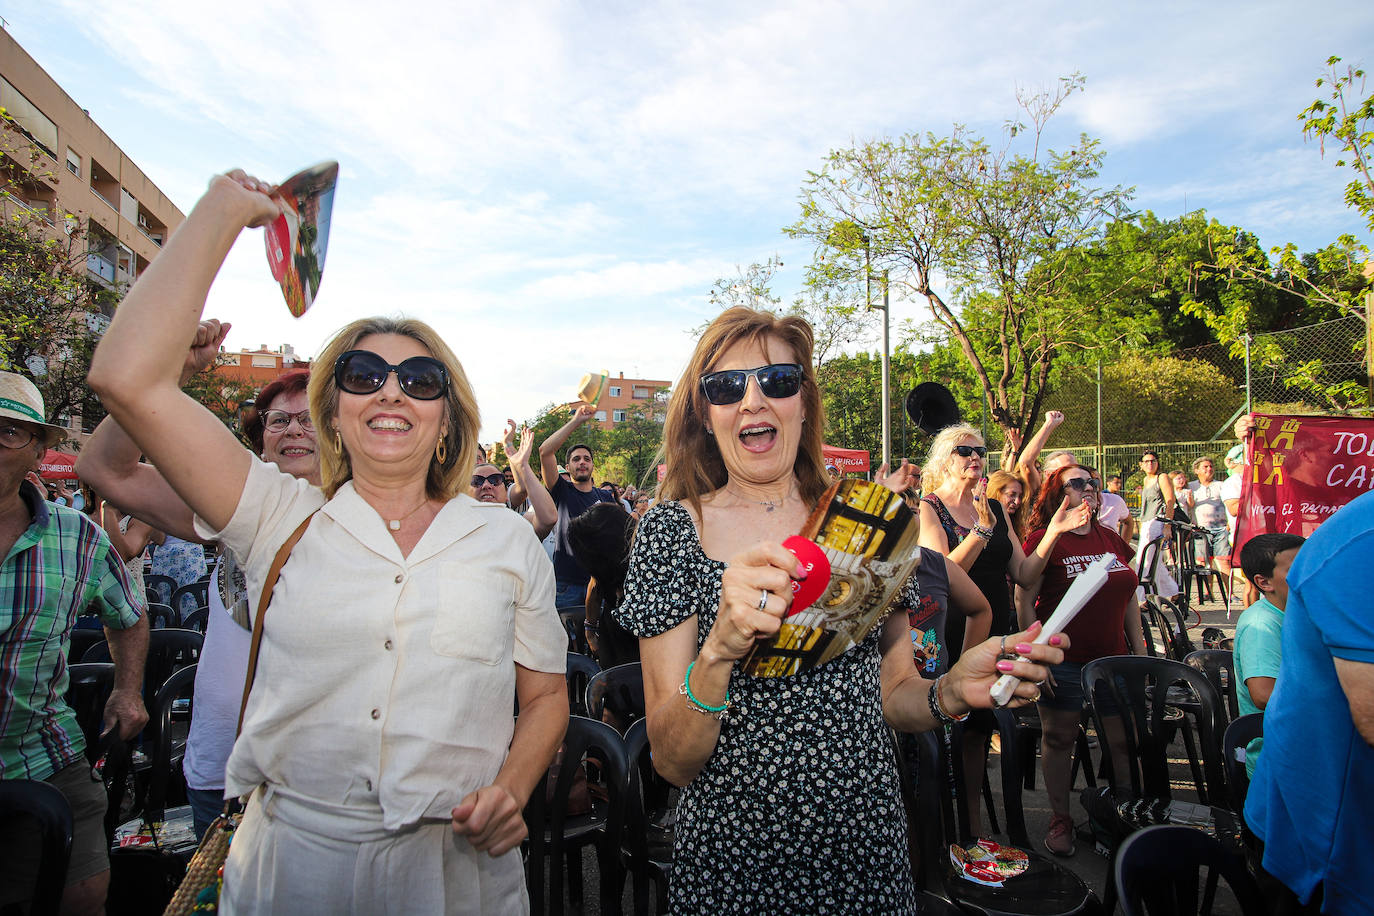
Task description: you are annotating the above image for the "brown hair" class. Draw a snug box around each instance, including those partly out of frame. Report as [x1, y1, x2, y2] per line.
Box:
[308, 317, 478, 500]
[655, 307, 827, 517]
[986, 468, 1028, 538]
[243, 369, 310, 454]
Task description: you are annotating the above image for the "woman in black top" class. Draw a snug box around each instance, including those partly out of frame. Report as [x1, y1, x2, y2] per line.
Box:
[919, 423, 1088, 835]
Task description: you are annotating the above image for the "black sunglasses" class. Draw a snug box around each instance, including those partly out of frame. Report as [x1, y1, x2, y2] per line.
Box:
[699, 363, 804, 406]
[334, 350, 449, 400]
[471, 472, 504, 488]
[953, 445, 988, 458]
[1064, 477, 1102, 492]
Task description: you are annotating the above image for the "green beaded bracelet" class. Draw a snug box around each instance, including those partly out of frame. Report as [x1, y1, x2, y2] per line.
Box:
[682, 660, 730, 714]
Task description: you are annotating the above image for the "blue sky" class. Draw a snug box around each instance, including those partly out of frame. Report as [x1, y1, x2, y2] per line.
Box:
[7, 1, 1372, 444]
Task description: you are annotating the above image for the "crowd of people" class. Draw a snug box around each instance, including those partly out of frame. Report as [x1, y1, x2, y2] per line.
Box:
[1, 168, 1368, 916]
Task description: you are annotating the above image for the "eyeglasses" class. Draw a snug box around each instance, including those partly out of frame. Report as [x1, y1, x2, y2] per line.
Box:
[1064, 477, 1102, 492]
[953, 445, 988, 458]
[471, 473, 505, 488]
[334, 350, 449, 401]
[1141, 456, 1158, 464]
[0, 423, 37, 450]
[699, 363, 803, 406]
[262, 409, 314, 433]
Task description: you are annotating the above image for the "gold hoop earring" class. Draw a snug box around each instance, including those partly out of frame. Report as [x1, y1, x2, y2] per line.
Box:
[334, 430, 342, 451]
[436, 436, 447, 464]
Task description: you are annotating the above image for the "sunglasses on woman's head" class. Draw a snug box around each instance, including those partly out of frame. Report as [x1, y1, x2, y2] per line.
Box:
[333, 350, 449, 400]
[470, 472, 504, 488]
[953, 445, 988, 458]
[1064, 477, 1101, 492]
[699, 363, 804, 406]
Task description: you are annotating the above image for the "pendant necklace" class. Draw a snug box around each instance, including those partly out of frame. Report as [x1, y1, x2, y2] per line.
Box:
[387, 497, 430, 531]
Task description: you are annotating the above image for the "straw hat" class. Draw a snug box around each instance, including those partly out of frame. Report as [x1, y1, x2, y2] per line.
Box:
[0, 371, 68, 448]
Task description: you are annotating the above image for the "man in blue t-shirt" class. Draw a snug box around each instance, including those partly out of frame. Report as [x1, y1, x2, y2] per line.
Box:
[1245, 490, 1374, 915]
[539, 404, 616, 609]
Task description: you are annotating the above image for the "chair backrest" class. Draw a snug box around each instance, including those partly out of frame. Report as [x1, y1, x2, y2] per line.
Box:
[1155, 598, 1197, 659]
[624, 718, 676, 914]
[62, 662, 117, 758]
[0, 779, 74, 916]
[1114, 824, 1263, 915]
[1220, 713, 1263, 816]
[1082, 656, 1229, 807]
[565, 652, 600, 718]
[1184, 650, 1238, 724]
[180, 607, 209, 634]
[144, 664, 197, 822]
[67, 627, 107, 665]
[145, 602, 177, 630]
[585, 662, 645, 732]
[144, 574, 177, 607]
[1139, 535, 1169, 599]
[170, 581, 209, 622]
[522, 714, 629, 916]
[80, 628, 203, 703]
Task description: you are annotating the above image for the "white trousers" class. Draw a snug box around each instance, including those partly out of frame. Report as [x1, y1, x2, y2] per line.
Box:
[1133, 516, 1180, 602]
[221, 785, 529, 915]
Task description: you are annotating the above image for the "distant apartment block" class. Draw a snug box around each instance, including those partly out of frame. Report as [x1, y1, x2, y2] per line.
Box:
[212, 344, 312, 386]
[564, 372, 672, 431]
[1, 25, 184, 437]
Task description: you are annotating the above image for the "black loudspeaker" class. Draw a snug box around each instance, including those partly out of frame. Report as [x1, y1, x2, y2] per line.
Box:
[905, 383, 961, 435]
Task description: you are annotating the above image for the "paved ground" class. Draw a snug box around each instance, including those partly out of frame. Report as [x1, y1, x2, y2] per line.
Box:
[560, 583, 1250, 915]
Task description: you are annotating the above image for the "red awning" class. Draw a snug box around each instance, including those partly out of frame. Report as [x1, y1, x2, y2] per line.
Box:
[39, 450, 78, 480]
[823, 445, 871, 474]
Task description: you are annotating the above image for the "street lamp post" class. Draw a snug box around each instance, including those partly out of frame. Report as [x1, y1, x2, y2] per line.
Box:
[862, 236, 891, 471]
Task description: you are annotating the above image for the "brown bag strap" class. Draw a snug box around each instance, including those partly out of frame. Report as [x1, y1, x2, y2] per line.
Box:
[236, 511, 317, 734]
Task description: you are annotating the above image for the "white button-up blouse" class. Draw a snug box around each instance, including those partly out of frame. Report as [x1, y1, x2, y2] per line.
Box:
[196, 457, 566, 830]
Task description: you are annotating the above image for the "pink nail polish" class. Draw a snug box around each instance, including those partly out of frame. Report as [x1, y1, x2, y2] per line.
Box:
[1049, 635, 1063, 646]
[996, 660, 1014, 672]
[1015, 643, 1033, 655]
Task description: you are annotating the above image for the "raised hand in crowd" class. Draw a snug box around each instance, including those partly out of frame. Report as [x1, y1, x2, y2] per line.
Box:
[876, 458, 921, 496]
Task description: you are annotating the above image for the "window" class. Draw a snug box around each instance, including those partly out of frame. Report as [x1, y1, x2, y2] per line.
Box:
[632, 386, 651, 399]
[66, 148, 81, 177]
[609, 386, 621, 398]
[613, 410, 626, 423]
[594, 411, 607, 422]
[251, 355, 277, 368]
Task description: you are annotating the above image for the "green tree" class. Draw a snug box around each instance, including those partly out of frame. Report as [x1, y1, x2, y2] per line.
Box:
[787, 76, 1132, 454]
[605, 397, 666, 489]
[180, 371, 260, 446]
[1300, 55, 1374, 235]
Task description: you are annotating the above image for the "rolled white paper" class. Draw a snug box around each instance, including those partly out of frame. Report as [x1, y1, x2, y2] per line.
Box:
[989, 553, 1116, 707]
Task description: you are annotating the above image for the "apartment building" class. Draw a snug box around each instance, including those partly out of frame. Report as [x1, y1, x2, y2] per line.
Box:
[1, 26, 185, 438]
[212, 343, 312, 386]
[565, 372, 672, 431]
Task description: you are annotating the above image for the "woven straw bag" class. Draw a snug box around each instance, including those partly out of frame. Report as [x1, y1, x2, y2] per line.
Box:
[161, 513, 314, 915]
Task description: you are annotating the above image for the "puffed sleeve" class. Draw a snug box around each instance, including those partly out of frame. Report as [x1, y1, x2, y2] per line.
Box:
[616, 502, 707, 638]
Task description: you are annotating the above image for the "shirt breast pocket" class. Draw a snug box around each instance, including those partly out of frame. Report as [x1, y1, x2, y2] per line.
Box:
[430, 563, 516, 665]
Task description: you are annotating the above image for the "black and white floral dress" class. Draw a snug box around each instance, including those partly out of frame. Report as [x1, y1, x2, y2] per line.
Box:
[615, 502, 917, 915]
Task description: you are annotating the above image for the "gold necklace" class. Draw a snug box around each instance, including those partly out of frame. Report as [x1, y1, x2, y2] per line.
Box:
[386, 497, 431, 531]
[724, 481, 795, 513]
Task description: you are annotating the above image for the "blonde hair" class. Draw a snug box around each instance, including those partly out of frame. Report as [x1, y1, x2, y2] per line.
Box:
[920, 422, 983, 493]
[308, 317, 479, 500]
[656, 307, 828, 518]
[986, 468, 1028, 537]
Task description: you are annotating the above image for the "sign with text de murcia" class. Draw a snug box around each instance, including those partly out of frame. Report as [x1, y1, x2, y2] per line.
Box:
[1233, 414, 1374, 559]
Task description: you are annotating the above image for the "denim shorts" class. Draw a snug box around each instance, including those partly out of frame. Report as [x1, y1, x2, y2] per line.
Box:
[1039, 660, 1121, 714]
[1197, 525, 1230, 559]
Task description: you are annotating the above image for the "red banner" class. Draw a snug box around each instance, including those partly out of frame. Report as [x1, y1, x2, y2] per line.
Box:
[1233, 413, 1374, 558]
[39, 450, 77, 480]
[822, 445, 871, 474]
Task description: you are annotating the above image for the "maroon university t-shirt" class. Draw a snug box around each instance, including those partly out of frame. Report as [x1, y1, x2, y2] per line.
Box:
[1022, 523, 1138, 664]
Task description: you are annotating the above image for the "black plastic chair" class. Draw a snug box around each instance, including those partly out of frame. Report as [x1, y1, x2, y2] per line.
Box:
[144, 664, 196, 821]
[83, 628, 203, 700]
[144, 574, 177, 607]
[522, 715, 629, 916]
[63, 662, 117, 756]
[67, 626, 108, 665]
[1173, 524, 1230, 614]
[585, 662, 645, 734]
[145, 602, 177, 630]
[1221, 714, 1263, 818]
[180, 607, 209, 634]
[1115, 825, 1263, 915]
[557, 608, 590, 656]
[0, 779, 74, 916]
[623, 718, 673, 914]
[566, 652, 600, 718]
[1184, 649, 1239, 726]
[909, 727, 1099, 916]
[170, 582, 209, 623]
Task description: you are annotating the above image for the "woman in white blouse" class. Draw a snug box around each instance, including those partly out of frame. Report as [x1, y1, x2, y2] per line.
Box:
[89, 170, 569, 914]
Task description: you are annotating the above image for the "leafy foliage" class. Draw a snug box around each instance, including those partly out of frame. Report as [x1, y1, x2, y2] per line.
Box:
[1299, 56, 1374, 234]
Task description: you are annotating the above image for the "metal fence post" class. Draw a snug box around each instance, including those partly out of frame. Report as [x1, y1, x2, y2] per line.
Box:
[1244, 332, 1252, 415]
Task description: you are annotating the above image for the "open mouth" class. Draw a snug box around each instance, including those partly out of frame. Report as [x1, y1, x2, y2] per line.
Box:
[280, 446, 314, 457]
[739, 424, 777, 451]
[368, 417, 412, 432]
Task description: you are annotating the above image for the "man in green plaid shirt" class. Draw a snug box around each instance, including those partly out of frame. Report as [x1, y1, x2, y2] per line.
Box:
[0, 371, 147, 916]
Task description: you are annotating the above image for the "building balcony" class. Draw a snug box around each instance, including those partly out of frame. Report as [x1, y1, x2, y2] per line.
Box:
[86, 252, 116, 284]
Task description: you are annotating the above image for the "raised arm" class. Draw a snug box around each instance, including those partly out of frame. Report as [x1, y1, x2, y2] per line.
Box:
[87, 174, 279, 533]
[1015, 410, 1065, 494]
[79, 320, 230, 541]
[538, 404, 595, 489]
[506, 420, 556, 539]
